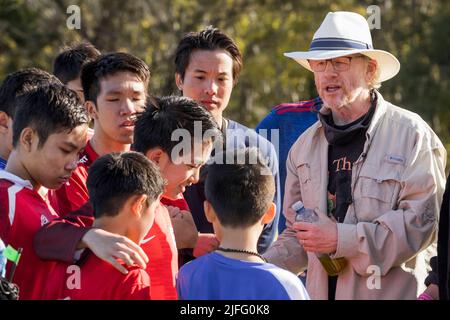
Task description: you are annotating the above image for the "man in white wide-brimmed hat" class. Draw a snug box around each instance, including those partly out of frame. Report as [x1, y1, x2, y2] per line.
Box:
[264, 11, 446, 300]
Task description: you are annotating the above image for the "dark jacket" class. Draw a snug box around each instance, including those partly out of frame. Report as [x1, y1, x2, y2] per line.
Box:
[425, 173, 450, 300]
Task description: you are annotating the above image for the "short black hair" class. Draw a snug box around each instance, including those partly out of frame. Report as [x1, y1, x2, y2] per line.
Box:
[0, 68, 61, 118]
[87, 152, 165, 218]
[53, 42, 101, 84]
[81, 52, 150, 104]
[175, 26, 243, 85]
[205, 148, 275, 228]
[12, 83, 89, 148]
[134, 95, 221, 156]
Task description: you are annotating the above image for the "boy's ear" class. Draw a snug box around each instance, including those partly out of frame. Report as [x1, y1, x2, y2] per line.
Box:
[0, 111, 10, 133]
[261, 202, 276, 225]
[19, 127, 36, 152]
[204, 200, 216, 224]
[85, 101, 98, 120]
[145, 148, 164, 165]
[175, 73, 183, 91]
[130, 194, 148, 218]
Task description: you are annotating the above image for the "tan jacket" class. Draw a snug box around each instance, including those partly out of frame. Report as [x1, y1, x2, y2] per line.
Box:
[264, 91, 447, 299]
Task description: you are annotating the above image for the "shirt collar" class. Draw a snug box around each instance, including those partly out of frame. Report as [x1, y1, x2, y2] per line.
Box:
[0, 170, 33, 189]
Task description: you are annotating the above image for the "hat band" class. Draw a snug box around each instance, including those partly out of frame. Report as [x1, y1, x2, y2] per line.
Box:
[309, 37, 373, 51]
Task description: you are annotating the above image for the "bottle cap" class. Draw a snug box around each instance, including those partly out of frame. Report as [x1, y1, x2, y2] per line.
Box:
[292, 200, 305, 212]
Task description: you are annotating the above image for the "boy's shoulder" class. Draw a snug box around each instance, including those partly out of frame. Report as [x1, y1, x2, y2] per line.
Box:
[256, 98, 320, 130]
[68, 252, 151, 300]
[0, 171, 55, 225]
[261, 262, 310, 299]
[271, 97, 322, 115]
[179, 251, 215, 273]
[84, 251, 148, 279]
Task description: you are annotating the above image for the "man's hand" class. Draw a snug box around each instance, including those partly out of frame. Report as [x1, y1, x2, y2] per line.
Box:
[193, 233, 220, 257]
[81, 228, 149, 274]
[167, 206, 199, 249]
[293, 207, 338, 254]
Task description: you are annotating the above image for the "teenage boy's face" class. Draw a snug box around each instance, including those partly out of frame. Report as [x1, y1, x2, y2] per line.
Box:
[26, 125, 88, 189]
[176, 49, 234, 123]
[90, 72, 146, 145]
[157, 141, 213, 200]
[66, 77, 85, 103]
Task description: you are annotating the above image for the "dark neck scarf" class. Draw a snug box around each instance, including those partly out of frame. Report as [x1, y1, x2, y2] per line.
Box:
[318, 91, 377, 145]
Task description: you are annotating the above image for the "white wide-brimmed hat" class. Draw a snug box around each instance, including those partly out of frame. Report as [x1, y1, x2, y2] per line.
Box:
[284, 11, 400, 82]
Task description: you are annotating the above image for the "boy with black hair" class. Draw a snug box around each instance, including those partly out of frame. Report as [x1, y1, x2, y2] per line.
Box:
[51, 52, 149, 216]
[53, 42, 101, 102]
[175, 26, 281, 256]
[0, 83, 89, 299]
[177, 148, 309, 300]
[0, 68, 61, 169]
[35, 95, 220, 300]
[62, 152, 164, 300]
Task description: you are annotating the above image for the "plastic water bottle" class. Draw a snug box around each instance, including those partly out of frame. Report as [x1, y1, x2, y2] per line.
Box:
[292, 200, 347, 276]
[0, 239, 6, 278]
[293, 201, 318, 223]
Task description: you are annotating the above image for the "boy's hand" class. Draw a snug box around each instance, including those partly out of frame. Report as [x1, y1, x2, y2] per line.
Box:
[81, 228, 148, 274]
[167, 206, 199, 249]
[193, 233, 219, 257]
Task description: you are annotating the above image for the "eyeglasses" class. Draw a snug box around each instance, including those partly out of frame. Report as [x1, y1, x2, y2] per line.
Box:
[308, 55, 364, 72]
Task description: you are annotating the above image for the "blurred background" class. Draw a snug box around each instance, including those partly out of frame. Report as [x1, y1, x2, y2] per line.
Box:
[0, 0, 449, 158]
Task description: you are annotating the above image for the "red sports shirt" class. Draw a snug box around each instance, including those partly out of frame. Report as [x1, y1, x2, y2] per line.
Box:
[35, 201, 180, 300]
[62, 252, 151, 300]
[0, 171, 62, 300]
[50, 140, 98, 217]
[141, 201, 179, 300]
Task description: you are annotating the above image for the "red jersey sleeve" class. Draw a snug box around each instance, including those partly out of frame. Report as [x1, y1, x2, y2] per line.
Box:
[34, 202, 94, 263]
[161, 196, 190, 211]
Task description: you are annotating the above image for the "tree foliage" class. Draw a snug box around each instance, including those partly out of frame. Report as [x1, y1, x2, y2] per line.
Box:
[0, 0, 448, 150]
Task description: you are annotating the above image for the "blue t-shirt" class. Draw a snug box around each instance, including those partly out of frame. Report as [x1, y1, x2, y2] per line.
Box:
[177, 252, 309, 300]
[256, 98, 321, 233]
[184, 119, 280, 254]
[0, 157, 6, 170]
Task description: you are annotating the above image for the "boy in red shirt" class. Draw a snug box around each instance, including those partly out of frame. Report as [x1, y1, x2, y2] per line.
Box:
[35, 95, 221, 299]
[50, 52, 149, 216]
[62, 152, 164, 300]
[0, 68, 61, 169]
[0, 83, 89, 299]
[133, 95, 221, 298]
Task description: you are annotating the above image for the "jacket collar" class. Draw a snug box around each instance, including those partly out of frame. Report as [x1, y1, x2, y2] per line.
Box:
[365, 90, 387, 140]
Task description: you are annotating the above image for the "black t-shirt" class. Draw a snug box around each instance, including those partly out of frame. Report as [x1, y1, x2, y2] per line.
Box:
[318, 94, 377, 300]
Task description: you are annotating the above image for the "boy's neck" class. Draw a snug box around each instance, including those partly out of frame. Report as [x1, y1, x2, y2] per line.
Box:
[90, 132, 131, 157]
[216, 224, 263, 262]
[93, 216, 139, 244]
[4, 151, 41, 191]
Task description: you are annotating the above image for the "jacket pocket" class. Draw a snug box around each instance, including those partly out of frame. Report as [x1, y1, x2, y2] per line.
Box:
[354, 164, 402, 221]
